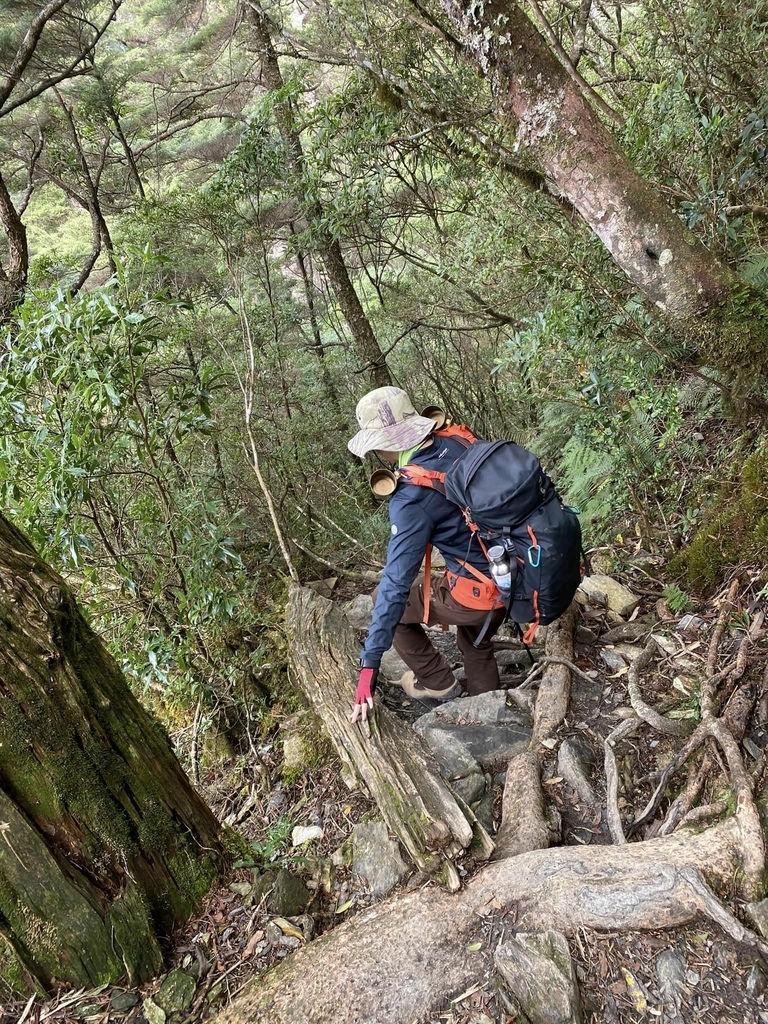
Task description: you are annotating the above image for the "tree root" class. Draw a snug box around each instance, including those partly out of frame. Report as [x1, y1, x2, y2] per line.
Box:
[494, 750, 549, 858]
[214, 822, 753, 1024]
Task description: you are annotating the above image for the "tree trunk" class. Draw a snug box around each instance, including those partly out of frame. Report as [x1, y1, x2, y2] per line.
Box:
[439, 0, 733, 319]
[437, 0, 768, 395]
[0, 513, 225, 993]
[0, 169, 28, 322]
[286, 584, 490, 888]
[241, 0, 392, 388]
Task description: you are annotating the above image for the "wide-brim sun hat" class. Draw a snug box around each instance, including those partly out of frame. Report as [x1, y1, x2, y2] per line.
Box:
[347, 386, 436, 457]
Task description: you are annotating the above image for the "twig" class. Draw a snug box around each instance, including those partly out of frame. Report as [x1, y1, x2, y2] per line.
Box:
[629, 722, 707, 834]
[190, 696, 202, 786]
[519, 656, 596, 690]
[17, 993, 36, 1024]
[290, 537, 345, 575]
[526, 0, 623, 126]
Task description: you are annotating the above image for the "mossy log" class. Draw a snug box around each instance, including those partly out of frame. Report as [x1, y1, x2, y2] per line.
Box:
[0, 513, 226, 994]
[286, 584, 484, 886]
[215, 819, 749, 1024]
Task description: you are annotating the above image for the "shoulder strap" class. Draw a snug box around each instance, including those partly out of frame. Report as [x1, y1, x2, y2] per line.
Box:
[435, 423, 477, 446]
[398, 464, 447, 493]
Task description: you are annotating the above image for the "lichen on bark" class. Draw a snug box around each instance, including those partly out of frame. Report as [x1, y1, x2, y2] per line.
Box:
[0, 512, 226, 994]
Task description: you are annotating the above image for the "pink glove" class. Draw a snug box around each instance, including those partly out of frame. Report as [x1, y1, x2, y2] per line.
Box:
[350, 667, 378, 724]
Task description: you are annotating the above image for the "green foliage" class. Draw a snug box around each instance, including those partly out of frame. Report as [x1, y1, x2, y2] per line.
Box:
[663, 584, 694, 615]
[0, 253, 264, 716]
[232, 816, 295, 870]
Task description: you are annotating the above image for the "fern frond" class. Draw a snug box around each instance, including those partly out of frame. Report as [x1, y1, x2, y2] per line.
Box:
[739, 249, 768, 291]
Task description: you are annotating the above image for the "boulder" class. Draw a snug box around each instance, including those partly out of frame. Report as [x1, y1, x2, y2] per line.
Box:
[656, 948, 686, 1013]
[156, 970, 196, 1014]
[342, 593, 374, 630]
[577, 574, 639, 617]
[282, 733, 309, 772]
[414, 692, 531, 770]
[599, 648, 627, 674]
[252, 868, 311, 916]
[495, 931, 582, 1024]
[352, 821, 408, 896]
[379, 647, 409, 681]
[418, 727, 486, 805]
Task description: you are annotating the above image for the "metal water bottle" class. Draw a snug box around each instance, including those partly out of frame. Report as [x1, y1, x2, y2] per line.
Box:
[487, 544, 512, 593]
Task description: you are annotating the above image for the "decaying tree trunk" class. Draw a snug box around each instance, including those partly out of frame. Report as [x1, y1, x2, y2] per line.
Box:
[0, 513, 225, 993]
[286, 584, 490, 887]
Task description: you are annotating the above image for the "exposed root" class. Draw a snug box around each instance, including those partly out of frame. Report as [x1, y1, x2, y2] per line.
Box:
[627, 637, 693, 736]
[494, 750, 549, 858]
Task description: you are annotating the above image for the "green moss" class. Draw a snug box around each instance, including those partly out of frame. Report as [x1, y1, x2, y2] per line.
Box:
[0, 935, 34, 995]
[136, 802, 175, 852]
[166, 848, 218, 914]
[687, 286, 768, 403]
[670, 446, 768, 589]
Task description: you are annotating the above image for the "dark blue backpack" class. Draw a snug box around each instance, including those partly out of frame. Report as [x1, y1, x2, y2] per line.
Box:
[443, 439, 582, 636]
[402, 428, 582, 641]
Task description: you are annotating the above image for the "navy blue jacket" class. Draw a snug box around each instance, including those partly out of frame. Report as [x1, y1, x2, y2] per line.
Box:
[361, 434, 490, 668]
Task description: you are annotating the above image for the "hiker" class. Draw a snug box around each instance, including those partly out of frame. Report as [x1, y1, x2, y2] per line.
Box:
[348, 386, 507, 724]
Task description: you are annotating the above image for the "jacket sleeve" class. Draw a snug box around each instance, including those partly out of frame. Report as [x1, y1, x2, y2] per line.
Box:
[360, 496, 433, 668]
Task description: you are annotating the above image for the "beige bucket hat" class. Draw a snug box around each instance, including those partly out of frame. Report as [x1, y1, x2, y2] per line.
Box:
[347, 387, 436, 457]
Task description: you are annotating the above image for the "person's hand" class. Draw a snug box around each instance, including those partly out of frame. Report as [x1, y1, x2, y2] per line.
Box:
[350, 667, 378, 724]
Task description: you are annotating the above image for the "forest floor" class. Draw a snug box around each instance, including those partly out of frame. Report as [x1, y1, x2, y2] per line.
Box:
[4, 559, 768, 1024]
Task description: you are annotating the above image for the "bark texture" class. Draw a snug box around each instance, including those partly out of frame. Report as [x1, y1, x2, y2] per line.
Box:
[215, 822, 744, 1024]
[439, 0, 734, 319]
[286, 584, 484, 887]
[0, 513, 225, 993]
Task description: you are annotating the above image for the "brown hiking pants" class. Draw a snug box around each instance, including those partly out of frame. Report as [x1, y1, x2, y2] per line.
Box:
[388, 574, 506, 696]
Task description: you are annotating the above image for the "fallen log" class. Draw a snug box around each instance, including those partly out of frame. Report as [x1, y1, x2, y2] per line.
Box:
[214, 819, 752, 1024]
[286, 584, 485, 885]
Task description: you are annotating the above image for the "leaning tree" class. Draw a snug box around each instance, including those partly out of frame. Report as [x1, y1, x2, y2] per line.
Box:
[436, 0, 768, 394]
[0, 512, 226, 994]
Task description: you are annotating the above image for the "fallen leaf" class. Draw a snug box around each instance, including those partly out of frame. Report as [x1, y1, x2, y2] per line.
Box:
[271, 917, 305, 940]
[466, 941, 483, 952]
[621, 968, 647, 1011]
[544, 777, 564, 785]
[335, 898, 355, 914]
[243, 931, 265, 957]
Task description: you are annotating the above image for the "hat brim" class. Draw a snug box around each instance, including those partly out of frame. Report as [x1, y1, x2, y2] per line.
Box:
[347, 415, 436, 457]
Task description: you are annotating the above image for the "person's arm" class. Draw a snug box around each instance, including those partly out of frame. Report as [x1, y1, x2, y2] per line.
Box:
[351, 498, 432, 723]
[360, 497, 433, 669]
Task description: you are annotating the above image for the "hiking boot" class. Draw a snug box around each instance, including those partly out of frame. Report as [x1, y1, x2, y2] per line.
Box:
[398, 670, 463, 702]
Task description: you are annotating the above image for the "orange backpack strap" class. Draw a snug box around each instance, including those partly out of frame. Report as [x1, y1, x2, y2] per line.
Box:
[435, 423, 477, 446]
[399, 464, 446, 492]
[422, 543, 432, 624]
